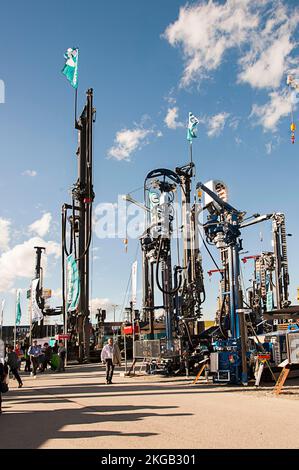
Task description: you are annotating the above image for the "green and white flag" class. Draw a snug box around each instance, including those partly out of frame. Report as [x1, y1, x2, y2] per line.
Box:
[67, 254, 80, 312]
[187, 112, 199, 142]
[15, 290, 22, 325]
[62, 47, 79, 89]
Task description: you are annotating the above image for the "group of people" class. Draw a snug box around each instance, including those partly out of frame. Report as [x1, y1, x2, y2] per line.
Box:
[0, 337, 122, 414]
[2, 340, 67, 382]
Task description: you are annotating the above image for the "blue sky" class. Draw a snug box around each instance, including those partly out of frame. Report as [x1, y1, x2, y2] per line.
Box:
[0, 0, 299, 325]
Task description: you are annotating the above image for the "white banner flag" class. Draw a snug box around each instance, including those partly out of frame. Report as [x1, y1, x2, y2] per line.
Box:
[31, 278, 43, 322]
[131, 260, 137, 305]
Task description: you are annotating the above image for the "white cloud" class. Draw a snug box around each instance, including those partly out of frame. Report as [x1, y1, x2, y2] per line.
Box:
[22, 170, 37, 177]
[239, 4, 299, 89]
[207, 112, 230, 137]
[164, 1, 299, 132]
[164, 1, 299, 90]
[164, 0, 260, 87]
[28, 213, 52, 237]
[108, 126, 153, 161]
[250, 90, 291, 131]
[0, 237, 60, 292]
[164, 106, 184, 129]
[0, 218, 11, 251]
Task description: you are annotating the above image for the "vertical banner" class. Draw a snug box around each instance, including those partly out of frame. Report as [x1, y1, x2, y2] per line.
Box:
[31, 278, 43, 322]
[131, 260, 138, 306]
[67, 254, 80, 312]
[15, 290, 22, 325]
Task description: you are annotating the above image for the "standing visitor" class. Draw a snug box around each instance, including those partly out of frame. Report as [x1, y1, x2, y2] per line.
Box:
[101, 337, 122, 384]
[5, 346, 23, 388]
[23, 344, 31, 372]
[57, 341, 66, 372]
[40, 343, 53, 372]
[28, 340, 41, 378]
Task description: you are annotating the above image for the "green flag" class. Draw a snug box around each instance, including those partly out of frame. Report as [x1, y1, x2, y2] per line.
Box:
[16, 290, 22, 325]
[187, 112, 199, 142]
[62, 48, 79, 89]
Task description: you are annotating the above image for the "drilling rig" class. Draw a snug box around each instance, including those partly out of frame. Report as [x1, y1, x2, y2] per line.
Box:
[29, 246, 63, 340]
[62, 89, 95, 363]
[135, 163, 205, 372]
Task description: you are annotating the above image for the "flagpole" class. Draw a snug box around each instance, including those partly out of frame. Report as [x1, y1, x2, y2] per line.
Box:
[189, 141, 193, 165]
[74, 87, 78, 127]
[14, 289, 17, 349]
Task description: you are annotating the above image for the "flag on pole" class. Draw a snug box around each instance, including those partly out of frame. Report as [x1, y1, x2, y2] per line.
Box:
[67, 254, 80, 312]
[15, 290, 22, 325]
[187, 112, 199, 142]
[0, 299, 5, 327]
[62, 48, 79, 89]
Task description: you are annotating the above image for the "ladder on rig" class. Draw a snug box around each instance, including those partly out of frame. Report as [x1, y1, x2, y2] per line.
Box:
[273, 363, 291, 395]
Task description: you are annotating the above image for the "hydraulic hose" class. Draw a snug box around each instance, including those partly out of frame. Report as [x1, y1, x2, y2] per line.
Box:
[155, 237, 182, 295]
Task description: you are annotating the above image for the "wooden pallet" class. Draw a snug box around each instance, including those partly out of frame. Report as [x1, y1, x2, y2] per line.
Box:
[273, 365, 291, 395]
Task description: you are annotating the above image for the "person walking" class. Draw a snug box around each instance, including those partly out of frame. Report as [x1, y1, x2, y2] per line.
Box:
[57, 341, 66, 372]
[14, 342, 23, 370]
[101, 337, 122, 384]
[28, 340, 41, 378]
[6, 346, 23, 388]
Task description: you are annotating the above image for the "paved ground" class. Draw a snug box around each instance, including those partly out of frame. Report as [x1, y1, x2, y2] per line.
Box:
[1, 363, 299, 449]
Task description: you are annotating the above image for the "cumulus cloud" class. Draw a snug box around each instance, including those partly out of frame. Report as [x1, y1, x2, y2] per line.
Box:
[0, 218, 11, 251]
[22, 170, 37, 177]
[164, 1, 299, 131]
[164, 0, 260, 87]
[108, 126, 153, 161]
[28, 213, 52, 237]
[0, 237, 60, 292]
[164, 107, 184, 129]
[250, 90, 291, 131]
[238, 4, 299, 89]
[207, 112, 230, 137]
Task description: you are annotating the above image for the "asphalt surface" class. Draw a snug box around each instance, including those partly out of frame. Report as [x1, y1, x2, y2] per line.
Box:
[1, 363, 299, 449]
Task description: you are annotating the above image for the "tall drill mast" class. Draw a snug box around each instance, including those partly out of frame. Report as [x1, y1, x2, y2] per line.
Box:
[62, 88, 95, 363]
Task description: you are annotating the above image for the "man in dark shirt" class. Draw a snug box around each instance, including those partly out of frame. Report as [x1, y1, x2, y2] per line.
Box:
[6, 346, 23, 387]
[40, 343, 53, 372]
